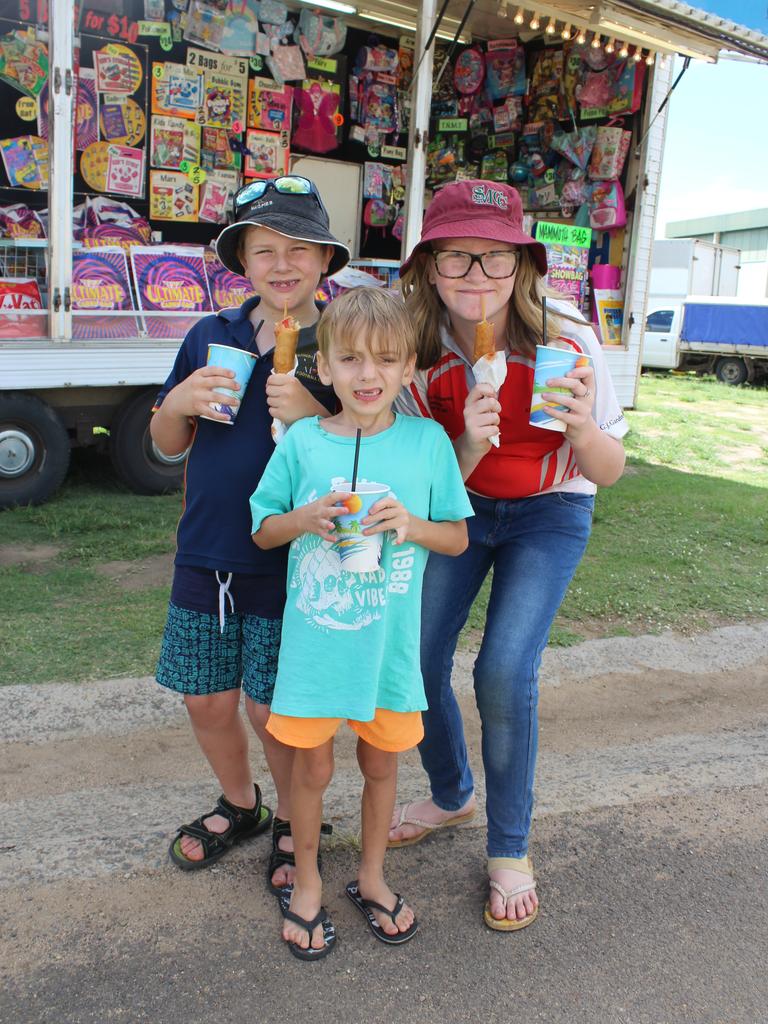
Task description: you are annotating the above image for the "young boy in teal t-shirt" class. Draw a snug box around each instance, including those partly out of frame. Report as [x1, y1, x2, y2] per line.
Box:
[250, 288, 472, 961]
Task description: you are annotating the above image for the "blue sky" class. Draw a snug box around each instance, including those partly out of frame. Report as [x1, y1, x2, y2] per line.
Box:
[654, 53, 768, 236]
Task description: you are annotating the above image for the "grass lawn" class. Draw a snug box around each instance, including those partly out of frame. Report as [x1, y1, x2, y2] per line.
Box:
[2, 372, 767, 685]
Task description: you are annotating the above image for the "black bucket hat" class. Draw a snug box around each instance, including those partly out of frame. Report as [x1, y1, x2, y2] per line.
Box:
[215, 177, 351, 277]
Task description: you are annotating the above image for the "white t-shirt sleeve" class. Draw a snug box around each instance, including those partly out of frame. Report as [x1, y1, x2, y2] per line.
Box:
[393, 371, 432, 418]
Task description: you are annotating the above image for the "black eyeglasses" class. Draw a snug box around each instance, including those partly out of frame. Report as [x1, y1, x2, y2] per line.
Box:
[432, 249, 520, 279]
[232, 176, 325, 216]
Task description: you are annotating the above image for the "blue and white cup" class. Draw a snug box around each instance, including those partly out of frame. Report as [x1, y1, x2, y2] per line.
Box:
[201, 343, 258, 425]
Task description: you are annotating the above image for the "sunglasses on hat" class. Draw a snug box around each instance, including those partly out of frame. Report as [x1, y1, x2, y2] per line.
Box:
[232, 175, 326, 218]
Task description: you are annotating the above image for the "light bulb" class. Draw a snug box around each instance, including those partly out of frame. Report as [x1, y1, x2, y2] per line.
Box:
[545, 18, 556, 34]
[576, 27, 586, 44]
[591, 33, 601, 48]
[605, 38, 615, 53]
[645, 51, 654, 65]
[529, 12, 540, 30]
[619, 41, 629, 57]
[561, 23, 571, 39]
[513, 6, 524, 23]
[633, 47, 642, 62]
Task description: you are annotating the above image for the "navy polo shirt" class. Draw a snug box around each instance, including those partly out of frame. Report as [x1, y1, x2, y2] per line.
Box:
[155, 296, 335, 591]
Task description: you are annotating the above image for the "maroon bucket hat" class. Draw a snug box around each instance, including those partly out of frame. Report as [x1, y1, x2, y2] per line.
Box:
[400, 180, 548, 277]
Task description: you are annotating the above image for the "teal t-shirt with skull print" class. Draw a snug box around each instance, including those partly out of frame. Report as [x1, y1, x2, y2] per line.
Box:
[250, 414, 473, 721]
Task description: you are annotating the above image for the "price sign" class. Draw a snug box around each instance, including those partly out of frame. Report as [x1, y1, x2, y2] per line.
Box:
[249, 56, 263, 72]
[15, 97, 37, 121]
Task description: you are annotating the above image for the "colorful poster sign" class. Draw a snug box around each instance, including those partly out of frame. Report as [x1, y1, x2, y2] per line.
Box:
[151, 62, 204, 120]
[535, 221, 592, 310]
[71, 247, 138, 340]
[130, 245, 212, 339]
[150, 115, 200, 169]
[149, 170, 198, 220]
[204, 249, 256, 309]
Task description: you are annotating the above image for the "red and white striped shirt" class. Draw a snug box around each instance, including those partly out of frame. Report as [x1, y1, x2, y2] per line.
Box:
[396, 301, 628, 500]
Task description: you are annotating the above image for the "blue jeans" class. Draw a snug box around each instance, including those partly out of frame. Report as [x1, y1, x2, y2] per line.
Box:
[418, 490, 594, 858]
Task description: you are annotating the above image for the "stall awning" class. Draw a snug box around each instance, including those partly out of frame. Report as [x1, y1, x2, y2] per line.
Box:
[347, 1, 768, 62]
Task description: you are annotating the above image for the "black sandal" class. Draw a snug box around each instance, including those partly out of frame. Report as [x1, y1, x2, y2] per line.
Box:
[345, 880, 419, 945]
[279, 892, 337, 962]
[268, 816, 332, 896]
[169, 783, 273, 871]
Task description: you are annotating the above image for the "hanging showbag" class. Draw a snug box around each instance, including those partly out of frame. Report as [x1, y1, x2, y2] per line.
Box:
[267, 45, 306, 85]
[453, 47, 485, 95]
[258, 0, 288, 25]
[588, 122, 631, 179]
[589, 179, 626, 230]
[550, 125, 596, 170]
[484, 43, 526, 101]
[296, 9, 347, 56]
[355, 44, 399, 74]
[579, 58, 645, 116]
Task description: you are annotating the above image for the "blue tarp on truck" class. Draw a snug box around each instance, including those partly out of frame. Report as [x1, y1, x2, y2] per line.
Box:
[681, 302, 768, 348]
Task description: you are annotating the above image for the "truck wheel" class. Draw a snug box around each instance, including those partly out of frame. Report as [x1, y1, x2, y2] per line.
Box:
[109, 389, 185, 495]
[0, 394, 70, 509]
[715, 357, 748, 386]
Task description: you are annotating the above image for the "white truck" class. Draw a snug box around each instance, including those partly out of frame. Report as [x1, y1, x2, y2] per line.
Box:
[642, 296, 768, 385]
[643, 239, 744, 374]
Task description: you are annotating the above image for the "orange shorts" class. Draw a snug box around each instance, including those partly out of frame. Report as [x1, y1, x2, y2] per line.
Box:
[266, 707, 424, 752]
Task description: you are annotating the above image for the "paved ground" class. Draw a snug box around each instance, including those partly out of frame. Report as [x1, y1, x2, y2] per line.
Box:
[1, 622, 767, 1024]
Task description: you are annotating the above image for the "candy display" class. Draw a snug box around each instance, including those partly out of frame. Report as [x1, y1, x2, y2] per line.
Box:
[0, 5, 652, 340]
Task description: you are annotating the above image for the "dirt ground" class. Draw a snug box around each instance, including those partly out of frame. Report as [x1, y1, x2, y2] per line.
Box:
[2, 611, 767, 1023]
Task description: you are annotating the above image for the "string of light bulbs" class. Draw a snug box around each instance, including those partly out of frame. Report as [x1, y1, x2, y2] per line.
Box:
[502, 6, 658, 64]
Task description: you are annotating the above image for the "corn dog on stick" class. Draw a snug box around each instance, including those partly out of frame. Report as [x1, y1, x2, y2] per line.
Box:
[273, 301, 300, 373]
[473, 294, 495, 362]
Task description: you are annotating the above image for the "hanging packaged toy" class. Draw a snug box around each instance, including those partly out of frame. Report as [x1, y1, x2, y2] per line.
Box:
[484, 43, 526, 102]
[480, 149, 508, 182]
[589, 179, 626, 230]
[292, 80, 341, 154]
[453, 47, 485, 95]
[296, 9, 347, 56]
[588, 122, 631, 179]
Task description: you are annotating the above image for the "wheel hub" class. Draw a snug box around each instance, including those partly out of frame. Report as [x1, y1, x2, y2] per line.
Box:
[0, 429, 36, 477]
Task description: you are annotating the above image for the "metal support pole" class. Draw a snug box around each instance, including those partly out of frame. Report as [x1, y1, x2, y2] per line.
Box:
[401, 0, 437, 263]
[48, 0, 75, 342]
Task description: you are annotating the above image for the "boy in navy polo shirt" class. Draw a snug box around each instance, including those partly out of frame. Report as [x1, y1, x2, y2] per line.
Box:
[151, 177, 350, 887]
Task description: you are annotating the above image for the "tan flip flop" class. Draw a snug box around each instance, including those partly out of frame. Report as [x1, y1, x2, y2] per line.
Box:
[386, 801, 476, 849]
[483, 877, 538, 932]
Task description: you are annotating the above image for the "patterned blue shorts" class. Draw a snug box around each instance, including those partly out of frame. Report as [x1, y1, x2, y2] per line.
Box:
[156, 603, 281, 704]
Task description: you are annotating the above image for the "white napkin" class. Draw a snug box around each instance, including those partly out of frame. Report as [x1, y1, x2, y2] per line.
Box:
[472, 352, 507, 447]
[269, 356, 298, 445]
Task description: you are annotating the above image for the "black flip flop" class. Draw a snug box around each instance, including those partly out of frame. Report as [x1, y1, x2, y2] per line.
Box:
[345, 880, 418, 945]
[279, 892, 337, 962]
[169, 784, 272, 871]
[268, 818, 333, 899]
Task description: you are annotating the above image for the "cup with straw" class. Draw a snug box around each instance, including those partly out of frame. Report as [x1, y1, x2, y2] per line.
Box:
[529, 295, 592, 432]
[331, 429, 389, 573]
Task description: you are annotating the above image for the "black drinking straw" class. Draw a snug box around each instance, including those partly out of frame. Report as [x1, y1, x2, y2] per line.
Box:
[350, 428, 362, 492]
[542, 296, 548, 346]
